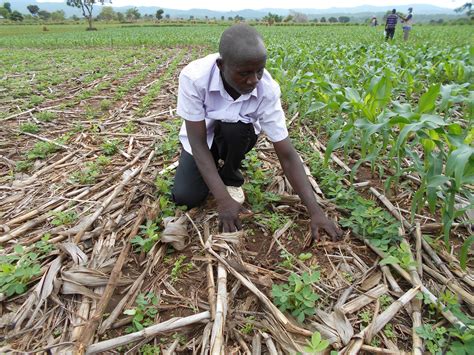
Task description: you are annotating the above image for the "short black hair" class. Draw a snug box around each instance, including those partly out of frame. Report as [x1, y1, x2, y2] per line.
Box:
[219, 24, 266, 64]
[392, 9, 396, 13]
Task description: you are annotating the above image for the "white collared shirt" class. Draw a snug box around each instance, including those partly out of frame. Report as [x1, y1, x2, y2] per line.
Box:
[177, 53, 288, 155]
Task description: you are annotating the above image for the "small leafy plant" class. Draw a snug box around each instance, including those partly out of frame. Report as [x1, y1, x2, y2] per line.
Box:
[15, 160, 33, 172]
[122, 121, 136, 134]
[36, 111, 57, 122]
[272, 271, 320, 323]
[416, 324, 448, 354]
[27, 141, 60, 160]
[131, 221, 160, 253]
[170, 255, 193, 282]
[304, 331, 329, 354]
[50, 210, 77, 226]
[0, 245, 42, 297]
[124, 292, 159, 332]
[20, 122, 39, 133]
[100, 99, 111, 111]
[101, 139, 121, 156]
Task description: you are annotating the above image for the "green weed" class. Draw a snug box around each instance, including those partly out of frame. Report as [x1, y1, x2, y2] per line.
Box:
[124, 292, 159, 332]
[19, 122, 39, 133]
[50, 210, 77, 226]
[304, 331, 329, 354]
[131, 221, 160, 253]
[26, 141, 60, 160]
[101, 139, 121, 155]
[272, 271, 320, 323]
[170, 255, 193, 282]
[36, 111, 57, 122]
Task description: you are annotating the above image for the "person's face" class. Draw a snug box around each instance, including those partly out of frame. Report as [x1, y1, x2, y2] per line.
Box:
[218, 55, 266, 95]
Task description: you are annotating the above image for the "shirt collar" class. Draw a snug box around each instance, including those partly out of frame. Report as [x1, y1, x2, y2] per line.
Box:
[210, 60, 258, 100]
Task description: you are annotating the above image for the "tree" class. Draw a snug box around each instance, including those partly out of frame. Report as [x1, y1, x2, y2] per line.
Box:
[3, 2, 11, 13]
[66, 0, 111, 30]
[125, 7, 140, 21]
[455, 2, 473, 16]
[0, 7, 9, 18]
[221, 15, 224, 21]
[27, 5, 39, 16]
[98, 6, 115, 21]
[116, 12, 124, 22]
[320, 16, 326, 23]
[38, 10, 51, 21]
[10, 10, 23, 21]
[51, 10, 65, 21]
[328, 16, 338, 23]
[263, 12, 283, 25]
[338, 16, 350, 23]
[290, 10, 308, 23]
[165, 14, 170, 20]
[155, 9, 163, 20]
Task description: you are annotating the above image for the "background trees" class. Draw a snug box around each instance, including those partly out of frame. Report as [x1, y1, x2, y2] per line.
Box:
[66, 0, 111, 30]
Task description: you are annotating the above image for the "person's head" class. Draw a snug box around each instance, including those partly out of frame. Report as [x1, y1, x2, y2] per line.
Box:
[392, 9, 396, 14]
[217, 24, 267, 95]
[408, 7, 413, 13]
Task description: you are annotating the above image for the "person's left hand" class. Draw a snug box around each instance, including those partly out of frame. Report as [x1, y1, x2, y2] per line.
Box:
[310, 214, 342, 242]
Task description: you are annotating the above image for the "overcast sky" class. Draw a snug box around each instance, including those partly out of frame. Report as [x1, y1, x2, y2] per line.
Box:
[38, 0, 466, 11]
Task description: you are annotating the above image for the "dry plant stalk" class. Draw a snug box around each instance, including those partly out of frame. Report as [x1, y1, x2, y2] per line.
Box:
[85, 311, 211, 354]
[359, 235, 467, 330]
[76, 199, 151, 352]
[204, 222, 217, 321]
[252, 333, 262, 355]
[261, 332, 278, 355]
[201, 322, 214, 355]
[412, 297, 423, 355]
[422, 264, 474, 306]
[340, 284, 388, 314]
[210, 253, 228, 355]
[345, 287, 419, 354]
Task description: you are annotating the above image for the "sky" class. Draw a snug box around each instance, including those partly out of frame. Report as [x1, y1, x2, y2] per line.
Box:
[38, 0, 467, 11]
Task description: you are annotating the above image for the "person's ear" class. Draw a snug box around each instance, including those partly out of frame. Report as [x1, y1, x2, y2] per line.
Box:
[216, 58, 223, 71]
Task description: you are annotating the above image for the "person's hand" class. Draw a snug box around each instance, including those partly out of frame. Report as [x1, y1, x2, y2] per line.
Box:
[216, 197, 249, 233]
[310, 214, 342, 242]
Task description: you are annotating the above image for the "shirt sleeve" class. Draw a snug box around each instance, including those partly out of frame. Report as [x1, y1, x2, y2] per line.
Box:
[258, 83, 289, 143]
[177, 72, 205, 121]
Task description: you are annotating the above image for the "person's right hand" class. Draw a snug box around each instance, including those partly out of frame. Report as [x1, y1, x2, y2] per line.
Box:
[217, 197, 248, 233]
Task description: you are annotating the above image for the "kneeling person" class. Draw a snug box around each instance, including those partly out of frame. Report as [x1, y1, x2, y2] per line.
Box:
[172, 24, 341, 241]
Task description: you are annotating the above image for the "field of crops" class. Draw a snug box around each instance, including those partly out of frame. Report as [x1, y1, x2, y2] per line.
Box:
[0, 24, 472, 354]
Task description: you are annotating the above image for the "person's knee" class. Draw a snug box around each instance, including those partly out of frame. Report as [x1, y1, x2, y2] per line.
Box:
[219, 122, 256, 146]
[171, 185, 208, 209]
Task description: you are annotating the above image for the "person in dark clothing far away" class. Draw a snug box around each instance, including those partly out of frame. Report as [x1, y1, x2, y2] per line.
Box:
[399, 7, 414, 41]
[385, 9, 398, 40]
[172, 24, 342, 241]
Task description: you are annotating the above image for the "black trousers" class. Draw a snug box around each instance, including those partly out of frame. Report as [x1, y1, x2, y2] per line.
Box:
[172, 121, 257, 208]
[385, 28, 395, 40]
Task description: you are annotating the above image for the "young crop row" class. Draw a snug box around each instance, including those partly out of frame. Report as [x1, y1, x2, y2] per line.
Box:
[0, 24, 472, 49]
[0, 48, 173, 120]
[267, 37, 473, 262]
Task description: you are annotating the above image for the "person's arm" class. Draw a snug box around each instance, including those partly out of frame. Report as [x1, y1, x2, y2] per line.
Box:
[273, 137, 342, 241]
[186, 120, 244, 232]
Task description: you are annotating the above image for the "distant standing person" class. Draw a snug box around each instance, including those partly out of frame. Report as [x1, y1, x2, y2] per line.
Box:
[400, 7, 413, 41]
[371, 16, 378, 26]
[385, 9, 398, 41]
